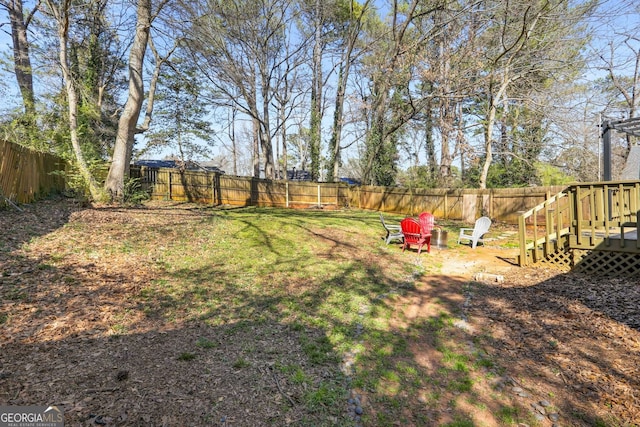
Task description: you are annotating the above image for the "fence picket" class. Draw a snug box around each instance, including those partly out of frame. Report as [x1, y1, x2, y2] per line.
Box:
[132, 165, 566, 224]
[0, 143, 567, 224]
[1, 140, 67, 205]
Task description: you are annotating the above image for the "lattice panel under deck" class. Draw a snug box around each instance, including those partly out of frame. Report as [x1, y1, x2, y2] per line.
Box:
[523, 236, 572, 271]
[525, 247, 572, 271]
[572, 250, 640, 277]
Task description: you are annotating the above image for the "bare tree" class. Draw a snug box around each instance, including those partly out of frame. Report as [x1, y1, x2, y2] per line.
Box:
[360, 0, 446, 186]
[104, 0, 173, 200]
[475, 0, 595, 189]
[0, 0, 37, 115]
[420, 2, 481, 186]
[43, 0, 104, 199]
[307, 0, 324, 181]
[326, 0, 372, 182]
[598, 36, 640, 159]
[184, 0, 303, 180]
[103, 0, 151, 199]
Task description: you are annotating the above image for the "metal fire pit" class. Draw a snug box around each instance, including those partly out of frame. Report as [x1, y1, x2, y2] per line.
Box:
[431, 229, 448, 249]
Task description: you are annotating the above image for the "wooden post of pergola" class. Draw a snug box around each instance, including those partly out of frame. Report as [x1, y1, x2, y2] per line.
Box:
[601, 116, 640, 221]
[601, 116, 640, 181]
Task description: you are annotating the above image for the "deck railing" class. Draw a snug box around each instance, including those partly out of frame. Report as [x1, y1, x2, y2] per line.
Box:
[518, 190, 571, 265]
[518, 181, 640, 266]
[570, 181, 640, 251]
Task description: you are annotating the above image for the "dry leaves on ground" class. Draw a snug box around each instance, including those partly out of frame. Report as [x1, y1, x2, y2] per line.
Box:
[1, 199, 639, 426]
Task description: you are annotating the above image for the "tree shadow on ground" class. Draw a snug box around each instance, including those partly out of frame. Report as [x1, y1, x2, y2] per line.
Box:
[0, 201, 394, 426]
[2, 200, 638, 426]
[461, 267, 640, 425]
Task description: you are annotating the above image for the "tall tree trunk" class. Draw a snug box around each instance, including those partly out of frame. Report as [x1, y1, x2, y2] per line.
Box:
[309, 0, 323, 181]
[229, 106, 238, 175]
[479, 77, 510, 189]
[3, 0, 36, 115]
[455, 101, 465, 183]
[364, 81, 395, 186]
[424, 97, 437, 181]
[259, 129, 274, 179]
[279, 99, 288, 180]
[45, 0, 103, 199]
[363, 0, 423, 186]
[252, 116, 260, 178]
[327, 0, 370, 182]
[104, 0, 151, 200]
[478, 3, 545, 188]
[261, 78, 275, 179]
[327, 63, 346, 182]
[438, 105, 452, 184]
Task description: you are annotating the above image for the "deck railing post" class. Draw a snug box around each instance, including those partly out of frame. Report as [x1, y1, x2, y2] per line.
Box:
[618, 183, 626, 246]
[518, 214, 527, 266]
[635, 183, 640, 249]
[556, 193, 563, 245]
[575, 186, 583, 246]
[545, 192, 552, 254]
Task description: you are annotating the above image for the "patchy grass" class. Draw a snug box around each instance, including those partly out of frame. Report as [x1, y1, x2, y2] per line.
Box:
[0, 200, 637, 426]
[177, 352, 197, 361]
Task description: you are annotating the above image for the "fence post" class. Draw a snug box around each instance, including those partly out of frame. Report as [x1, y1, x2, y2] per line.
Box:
[444, 192, 448, 220]
[410, 187, 414, 216]
[317, 185, 321, 207]
[382, 187, 386, 213]
[286, 181, 289, 207]
[168, 171, 172, 201]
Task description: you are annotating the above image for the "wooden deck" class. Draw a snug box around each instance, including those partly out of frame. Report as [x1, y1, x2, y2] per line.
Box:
[608, 229, 638, 241]
[572, 228, 640, 253]
[518, 181, 640, 276]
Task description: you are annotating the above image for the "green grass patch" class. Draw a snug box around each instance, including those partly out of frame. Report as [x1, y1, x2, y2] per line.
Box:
[496, 405, 521, 424]
[303, 381, 344, 410]
[277, 363, 310, 385]
[443, 417, 474, 427]
[232, 357, 251, 369]
[17, 204, 606, 426]
[301, 333, 340, 365]
[196, 337, 217, 349]
[177, 352, 196, 361]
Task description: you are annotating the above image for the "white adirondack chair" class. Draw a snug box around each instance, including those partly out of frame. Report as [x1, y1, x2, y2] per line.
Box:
[457, 216, 492, 249]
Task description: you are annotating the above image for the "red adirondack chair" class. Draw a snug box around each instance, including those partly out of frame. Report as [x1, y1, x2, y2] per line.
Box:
[419, 212, 441, 252]
[418, 212, 437, 235]
[400, 217, 431, 254]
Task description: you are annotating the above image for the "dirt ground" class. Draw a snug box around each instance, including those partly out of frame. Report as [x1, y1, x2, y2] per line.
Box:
[1, 199, 639, 426]
[427, 245, 640, 426]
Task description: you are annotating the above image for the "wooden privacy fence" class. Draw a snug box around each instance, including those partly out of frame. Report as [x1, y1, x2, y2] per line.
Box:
[0, 140, 66, 204]
[0, 142, 575, 223]
[351, 185, 566, 223]
[133, 167, 351, 209]
[133, 166, 566, 224]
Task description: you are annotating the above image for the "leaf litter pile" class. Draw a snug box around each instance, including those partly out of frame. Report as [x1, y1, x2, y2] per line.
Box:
[1, 198, 639, 426]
